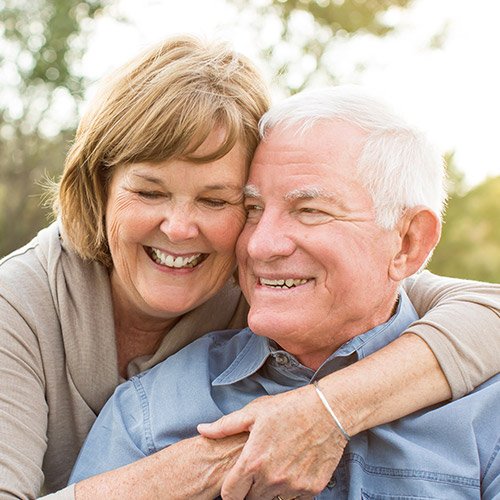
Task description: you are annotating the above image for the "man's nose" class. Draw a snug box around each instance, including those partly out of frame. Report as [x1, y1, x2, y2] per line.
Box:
[246, 209, 295, 261]
[159, 204, 199, 242]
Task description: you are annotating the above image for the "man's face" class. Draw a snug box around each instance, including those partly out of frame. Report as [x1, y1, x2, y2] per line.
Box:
[237, 120, 401, 369]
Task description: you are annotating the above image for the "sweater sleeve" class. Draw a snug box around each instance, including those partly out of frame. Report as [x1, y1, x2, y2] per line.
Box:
[402, 271, 500, 399]
[39, 484, 75, 500]
[0, 295, 48, 498]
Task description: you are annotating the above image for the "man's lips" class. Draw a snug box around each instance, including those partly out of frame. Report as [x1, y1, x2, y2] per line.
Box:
[258, 277, 311, 289]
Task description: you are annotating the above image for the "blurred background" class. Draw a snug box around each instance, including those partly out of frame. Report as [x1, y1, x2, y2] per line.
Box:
[1, 0, 499, 281]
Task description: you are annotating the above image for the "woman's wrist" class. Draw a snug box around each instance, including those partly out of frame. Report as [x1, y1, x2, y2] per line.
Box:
[314, 333, 451, 437]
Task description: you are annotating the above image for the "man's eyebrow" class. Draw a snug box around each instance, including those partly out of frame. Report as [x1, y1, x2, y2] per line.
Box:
[284, 187, 337, 201]
[243, 185, 261, 197]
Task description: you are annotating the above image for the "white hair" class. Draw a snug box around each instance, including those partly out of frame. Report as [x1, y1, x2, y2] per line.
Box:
[259, 86, 446, 229]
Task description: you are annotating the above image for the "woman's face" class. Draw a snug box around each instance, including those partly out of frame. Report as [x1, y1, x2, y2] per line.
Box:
[106, 134, 247, 323]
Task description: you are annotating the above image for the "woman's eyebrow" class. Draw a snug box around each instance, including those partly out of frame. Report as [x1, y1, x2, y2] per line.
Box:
[130, 172, 164, 186]
[203, 183, 244, 191]
[131, 173, 242, 192]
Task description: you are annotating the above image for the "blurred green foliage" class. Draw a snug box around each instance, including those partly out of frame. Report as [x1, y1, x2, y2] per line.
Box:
[0, 0, 110, 256]
[227, 0, 413, 93]
[429, 175, 500, 282]
[0, 0, 499, 282]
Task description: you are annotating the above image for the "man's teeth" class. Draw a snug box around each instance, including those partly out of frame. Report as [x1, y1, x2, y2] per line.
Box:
[151, 248, 202, 268]
[259, 278, 308, 289]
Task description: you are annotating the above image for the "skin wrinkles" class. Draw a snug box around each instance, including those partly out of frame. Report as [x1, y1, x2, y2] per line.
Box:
[244, 184, 375, 230]
[237, 121, 401, 370]
[105, 131, 247, 374]
[129, 170, 246, 203]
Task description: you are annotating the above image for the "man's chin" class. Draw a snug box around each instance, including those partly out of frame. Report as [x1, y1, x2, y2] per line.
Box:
[248, 311, 297, 339]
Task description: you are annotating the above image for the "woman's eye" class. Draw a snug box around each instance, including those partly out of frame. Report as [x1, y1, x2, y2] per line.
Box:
[137, 191, 163, 199]
[200, 198, 228, 208]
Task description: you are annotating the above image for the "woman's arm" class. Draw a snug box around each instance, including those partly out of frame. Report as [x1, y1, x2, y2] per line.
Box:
[403, 270, 500, 398]
[75, 434, 247, 500]
[199, 333, 449, 500]
[199, 272, 500, 500]
[0, 298, 49, 498]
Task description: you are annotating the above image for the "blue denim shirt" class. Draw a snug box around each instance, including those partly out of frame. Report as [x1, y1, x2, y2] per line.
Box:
[70, 291, 500, 498]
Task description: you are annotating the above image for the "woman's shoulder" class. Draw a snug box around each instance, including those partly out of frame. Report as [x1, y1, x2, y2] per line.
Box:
[1, 228, 50, 293]
[0, 222, 61, 297]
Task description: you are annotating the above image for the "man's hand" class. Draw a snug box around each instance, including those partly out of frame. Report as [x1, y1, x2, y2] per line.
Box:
[198, 384, 348, 500]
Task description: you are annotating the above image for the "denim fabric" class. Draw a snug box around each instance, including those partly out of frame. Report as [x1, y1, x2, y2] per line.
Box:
[69, 291, 500, 498]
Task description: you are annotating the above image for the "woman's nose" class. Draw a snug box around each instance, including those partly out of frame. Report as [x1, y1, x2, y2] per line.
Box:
[159, 205, 199, 242]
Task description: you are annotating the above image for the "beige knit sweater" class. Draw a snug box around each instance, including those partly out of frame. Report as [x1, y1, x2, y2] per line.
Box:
[0, 222, 498, 499]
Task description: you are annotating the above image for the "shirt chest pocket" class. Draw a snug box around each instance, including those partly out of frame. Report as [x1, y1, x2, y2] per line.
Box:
[343, 454, 481, 500]
[361, 489, 446, 500]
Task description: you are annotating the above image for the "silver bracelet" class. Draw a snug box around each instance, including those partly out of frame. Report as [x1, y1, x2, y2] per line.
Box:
[313, 380, 351, 442]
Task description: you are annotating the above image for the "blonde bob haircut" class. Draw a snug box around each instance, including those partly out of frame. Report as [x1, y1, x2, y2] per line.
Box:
[56, 35, 270, 267]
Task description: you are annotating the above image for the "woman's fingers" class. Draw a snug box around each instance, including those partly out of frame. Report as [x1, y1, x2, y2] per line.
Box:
[197, 407, 258, 439]
[211, 385, 348, 499]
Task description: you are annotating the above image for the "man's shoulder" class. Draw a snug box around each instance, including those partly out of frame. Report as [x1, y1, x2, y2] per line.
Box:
[466, 372, 500, 414]
[397, 372, 500, 444]
[116, 328, 256, 447]
[136, 327, 254, 386]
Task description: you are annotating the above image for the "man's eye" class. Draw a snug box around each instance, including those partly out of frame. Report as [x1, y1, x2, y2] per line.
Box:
[296, 207, 333, 224]
[300, 207, 321, 214]
[245, 204, 263, 217]
[245, 204, 261, 212]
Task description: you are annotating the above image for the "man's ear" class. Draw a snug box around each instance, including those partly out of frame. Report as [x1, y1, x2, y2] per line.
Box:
[389, 206, 441, 281]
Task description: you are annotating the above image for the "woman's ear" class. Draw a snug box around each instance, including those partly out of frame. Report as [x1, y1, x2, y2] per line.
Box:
[389, 206, 441, 281]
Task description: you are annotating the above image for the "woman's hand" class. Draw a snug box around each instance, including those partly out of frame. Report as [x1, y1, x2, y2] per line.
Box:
[198, 384, 349, 500]
[199, 333, 452, 500]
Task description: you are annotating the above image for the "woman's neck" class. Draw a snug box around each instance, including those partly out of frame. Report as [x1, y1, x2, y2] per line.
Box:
[110, 276, 180, 378]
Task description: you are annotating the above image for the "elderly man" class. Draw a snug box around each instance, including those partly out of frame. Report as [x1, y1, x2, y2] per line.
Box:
[70, 87, 499, 499]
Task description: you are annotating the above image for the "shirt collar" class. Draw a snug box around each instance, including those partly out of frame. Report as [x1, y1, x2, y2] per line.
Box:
[213, 289, 418, 386]
[212, 331, 271, 386]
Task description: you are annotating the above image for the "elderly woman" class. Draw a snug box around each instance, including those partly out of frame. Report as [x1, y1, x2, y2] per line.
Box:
[0, 35, 498, 499]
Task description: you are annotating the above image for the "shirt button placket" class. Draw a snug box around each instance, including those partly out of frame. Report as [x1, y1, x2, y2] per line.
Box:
[274, 353, 290, 366]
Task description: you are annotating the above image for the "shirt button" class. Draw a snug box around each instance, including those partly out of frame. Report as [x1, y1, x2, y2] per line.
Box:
[327, 476, 336, 488]
[274, 353, 290, 366]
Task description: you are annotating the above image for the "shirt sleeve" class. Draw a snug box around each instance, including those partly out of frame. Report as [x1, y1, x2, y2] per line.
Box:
[68, 378, 150, 484]
[482, 436, 500, 500]
[0, 296, 48, 498]
[402, 271, 500, 399]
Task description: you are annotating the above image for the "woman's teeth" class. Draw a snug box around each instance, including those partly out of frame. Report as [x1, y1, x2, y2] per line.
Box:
[259, 278, 308, 288]
[150, 248, 203, 268]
